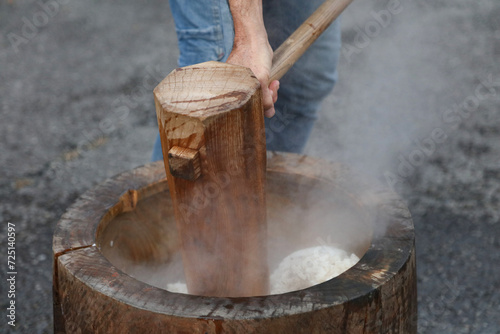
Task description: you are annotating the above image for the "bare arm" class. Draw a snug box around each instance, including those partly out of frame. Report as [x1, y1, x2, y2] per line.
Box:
[226, 0, 279, 118]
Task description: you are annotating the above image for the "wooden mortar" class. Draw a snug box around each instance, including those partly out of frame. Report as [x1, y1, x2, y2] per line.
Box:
[53, 152, 417, 333]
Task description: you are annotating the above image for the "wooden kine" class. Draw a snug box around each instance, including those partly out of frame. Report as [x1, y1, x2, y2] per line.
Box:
[154, 62, 268, 296]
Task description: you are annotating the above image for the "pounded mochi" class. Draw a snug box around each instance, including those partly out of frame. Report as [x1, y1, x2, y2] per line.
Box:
[166, 246, 359, 295]
[166, 281, 188, 294]
[270, 246, 359, 294]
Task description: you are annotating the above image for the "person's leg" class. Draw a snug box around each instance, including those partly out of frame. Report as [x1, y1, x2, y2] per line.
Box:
[151, 134, 163, 162]
[152, 0, 235, 161]
[263, 0, 341, 153]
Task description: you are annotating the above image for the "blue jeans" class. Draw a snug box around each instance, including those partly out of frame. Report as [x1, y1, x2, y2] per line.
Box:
[152, 0, 341, 161]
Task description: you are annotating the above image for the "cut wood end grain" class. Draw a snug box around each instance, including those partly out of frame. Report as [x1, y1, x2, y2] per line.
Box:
[153, 61, 261, 119]
[167, 146, 201, 181]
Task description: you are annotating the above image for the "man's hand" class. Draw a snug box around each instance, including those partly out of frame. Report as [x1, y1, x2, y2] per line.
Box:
[226, 0, 279, 118]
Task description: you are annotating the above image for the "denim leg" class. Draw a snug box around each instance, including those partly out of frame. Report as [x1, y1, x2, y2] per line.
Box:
[263, 0, 341, 153]
[151, 133, 164, 162]
[168, 0, 234, 67]
[151, 0, 234, 161]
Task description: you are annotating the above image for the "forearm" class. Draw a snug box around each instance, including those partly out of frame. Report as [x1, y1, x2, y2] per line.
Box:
[227, 0, 269, 52]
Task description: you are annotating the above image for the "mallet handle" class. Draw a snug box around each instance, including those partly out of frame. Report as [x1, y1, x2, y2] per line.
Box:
[270, 0, 353, 82]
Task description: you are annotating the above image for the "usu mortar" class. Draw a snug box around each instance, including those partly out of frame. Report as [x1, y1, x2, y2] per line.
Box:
[52, 152, 417, 333]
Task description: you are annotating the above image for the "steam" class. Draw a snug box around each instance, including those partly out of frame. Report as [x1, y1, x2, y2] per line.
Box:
[305, 0, 447, 192]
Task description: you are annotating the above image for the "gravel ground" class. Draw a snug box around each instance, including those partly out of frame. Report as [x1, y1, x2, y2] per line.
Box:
[1, 0, 499, 333]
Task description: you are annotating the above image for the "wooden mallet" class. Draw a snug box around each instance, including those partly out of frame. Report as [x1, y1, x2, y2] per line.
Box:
[154, 0, 353, 297]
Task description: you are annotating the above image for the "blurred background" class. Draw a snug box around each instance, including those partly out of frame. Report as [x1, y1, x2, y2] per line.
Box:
[1, 0, 499, 332]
